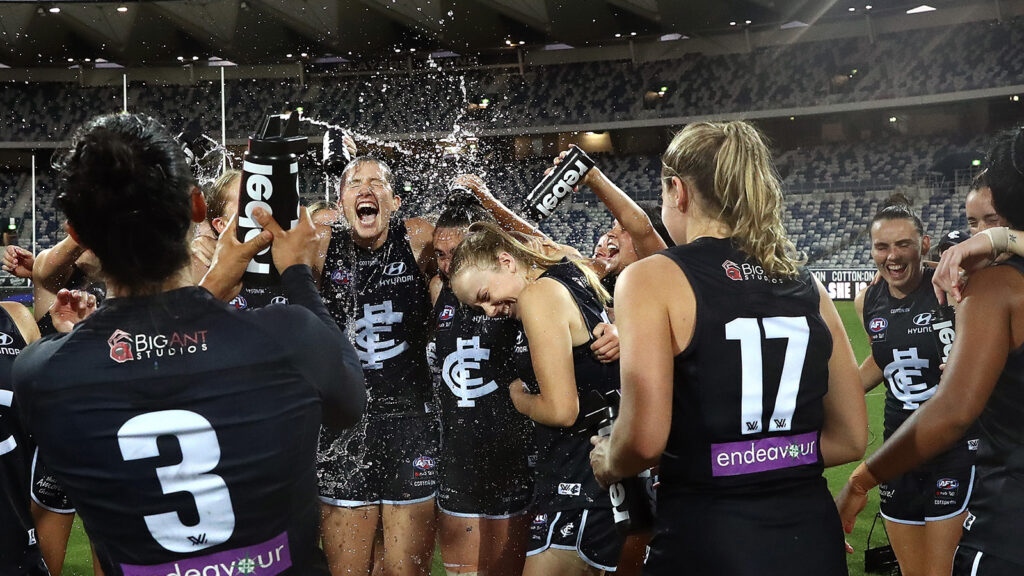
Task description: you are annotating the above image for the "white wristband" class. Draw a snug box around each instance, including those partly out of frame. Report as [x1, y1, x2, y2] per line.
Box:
[982, 227, 1010, 257]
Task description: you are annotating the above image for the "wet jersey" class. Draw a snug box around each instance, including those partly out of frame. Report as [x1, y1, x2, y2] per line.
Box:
[429, 285, 533, 487]
[321, 218, 432, 414]
[520, 260, 619, 512]
[660, 238, 832, 496]
[862, 268, 946, 438]
[13, 266, 365, 576]
[229, 284, 289, 311]
[960, 256, 1024, 565]
[0, 307, 45, 576]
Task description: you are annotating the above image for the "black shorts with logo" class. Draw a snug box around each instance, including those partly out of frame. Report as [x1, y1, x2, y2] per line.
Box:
[528, 507, 625, 572]
[318, 411, 439, 507]
[953, 546, 1024, 576]
[643, 480, 847, 576]
[879, 438, 976, 525]
[437, 469, 533, 519]
[31, 448, 75, 514]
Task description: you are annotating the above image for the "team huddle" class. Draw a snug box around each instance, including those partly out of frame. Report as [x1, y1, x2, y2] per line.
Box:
[2, 112, 1024, 576]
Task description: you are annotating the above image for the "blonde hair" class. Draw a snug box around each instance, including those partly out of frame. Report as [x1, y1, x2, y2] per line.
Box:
[205, 169, 241, 222]
[450, 222, 611, 307]
[662, 121, 804, 278]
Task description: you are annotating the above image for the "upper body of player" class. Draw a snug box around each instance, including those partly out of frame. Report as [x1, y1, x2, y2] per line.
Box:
[12, 113, 366, 576]
[0, 301, 45, 576]
[318, 156, 436, 415]
[589, 121, 866, 574]
[839, 126, 1024, 570]
[856, 199, 946, 436]
[449, 222, 619, 512]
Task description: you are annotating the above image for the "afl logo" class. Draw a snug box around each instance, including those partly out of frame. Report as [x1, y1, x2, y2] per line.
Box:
[533, 514, 548, 525]
[331, 268, 353, 285]
[937, 478, 959, 490]
[384, 261, 407, 276]
[270, 296, 289, 306]
[0, 332, 12, 346]
[229, 295, 247, 310]
[869, 318, 888, 333]
[439, 305, 455, 321]
[413, 456, 435, 471]
[913, 313, 932, 326]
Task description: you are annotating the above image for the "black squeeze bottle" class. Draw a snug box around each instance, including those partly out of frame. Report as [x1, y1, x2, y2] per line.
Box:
[930, 305, 956, 365]
[322, 127, 353, 176]
[237, 112, 309, 286]
[575, 391, 653, 535]
[523, 147, 595, 221]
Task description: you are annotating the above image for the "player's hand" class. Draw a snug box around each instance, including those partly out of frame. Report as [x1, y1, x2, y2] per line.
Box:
[451, 174, 491, 197]
[589, 435, 620, 490]
[591, 322, 620, 363]
[508, 379, 532, 416]
[933, 233, 995, 304]
[2, 245, 34, 279]
[50, 288, 96, 333]
[544, 145, 600, 190]
[199, 214, 272, 302]
[190, 233, 217, 269]
[343, 133, 358, 159]
[253, 205, 320, 273]
[835, 462, 878, 538]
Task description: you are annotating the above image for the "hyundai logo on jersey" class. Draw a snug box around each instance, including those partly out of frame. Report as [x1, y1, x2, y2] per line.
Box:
[869, 317, 888, 333]
[384, 261, 407, 276]
[913, 313, 932, 326]
[0, 332, 12, 346]
[439, 305, 455, 321]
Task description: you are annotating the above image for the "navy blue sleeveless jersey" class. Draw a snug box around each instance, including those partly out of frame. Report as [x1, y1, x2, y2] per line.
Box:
[429, 285, 533, 507]
[0, 306, 47, 576]
[862, 268, 948, 438]
[228, 284, 289, 311]
[519, 260, 619, 512]
[13, 266, 365, 576]
[659, 238, 831, 495]
[321, 218, 432, 414]
[959, 256, 1024, 565]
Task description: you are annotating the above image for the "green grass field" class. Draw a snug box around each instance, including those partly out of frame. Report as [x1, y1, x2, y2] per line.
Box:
[60, 301, 885, 576]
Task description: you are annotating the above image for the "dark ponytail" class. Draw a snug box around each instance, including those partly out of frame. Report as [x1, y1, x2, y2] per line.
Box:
[55, 113, 195, 291]
[870, 193, 924, 236]
[985, 126, 1024, 229]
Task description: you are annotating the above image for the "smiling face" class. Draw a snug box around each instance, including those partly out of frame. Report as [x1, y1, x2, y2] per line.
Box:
[450, 254, 528, 318]
[870, 218, 930, 296]
[966, 186, 1008, 237]
[339, 160, 400, 247]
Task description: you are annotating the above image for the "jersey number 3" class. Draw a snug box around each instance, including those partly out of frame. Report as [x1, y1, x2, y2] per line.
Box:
[117, 410, 236, 553]
[725, 316, 810, 436]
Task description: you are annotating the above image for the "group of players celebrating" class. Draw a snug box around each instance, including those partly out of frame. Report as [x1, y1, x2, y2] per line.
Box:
[1, 110, 1024, 576]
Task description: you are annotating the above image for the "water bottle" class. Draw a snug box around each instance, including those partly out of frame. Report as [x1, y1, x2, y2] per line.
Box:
[930, 305, 956, 364]
[523, 147, 595, 221]
[322, 127, 352, 176]
[237, 112, 308, 285]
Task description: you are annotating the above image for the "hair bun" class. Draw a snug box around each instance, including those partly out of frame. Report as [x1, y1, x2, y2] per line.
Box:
[443, 189, 484, 211]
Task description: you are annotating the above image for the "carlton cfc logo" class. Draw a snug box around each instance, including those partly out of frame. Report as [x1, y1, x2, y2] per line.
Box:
[439, 305, 455, 322]
[108, 329, 133, 363]
[722, 260, 743, 281]
[869, 317, 888, 333]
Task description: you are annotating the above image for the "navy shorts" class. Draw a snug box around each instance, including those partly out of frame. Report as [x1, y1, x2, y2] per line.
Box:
[528, 507, 625, 572]
[953, 546, 1024, 576]
[31, 448, 75, 514]
[318, 411, 439, 507]
[879, 439, 976, 525]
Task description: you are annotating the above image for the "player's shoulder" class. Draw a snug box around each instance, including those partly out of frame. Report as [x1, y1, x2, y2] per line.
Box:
[12, 332, 74, 393]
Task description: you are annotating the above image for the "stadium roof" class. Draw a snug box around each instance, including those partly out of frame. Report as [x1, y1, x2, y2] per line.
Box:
[0, 0, 972, 68]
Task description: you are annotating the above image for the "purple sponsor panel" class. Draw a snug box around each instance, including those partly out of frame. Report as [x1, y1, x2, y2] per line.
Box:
[710, 431, 819, 477]
[121, 532, 291, 576]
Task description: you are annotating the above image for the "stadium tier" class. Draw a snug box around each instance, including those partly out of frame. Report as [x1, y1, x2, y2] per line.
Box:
[2, 17, 1024, 141]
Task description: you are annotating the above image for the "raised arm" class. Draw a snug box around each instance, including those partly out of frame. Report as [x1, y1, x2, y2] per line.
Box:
[584, 167, 667, 259]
